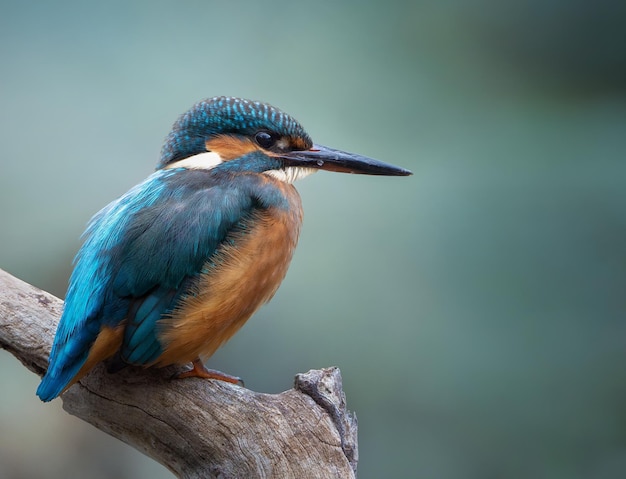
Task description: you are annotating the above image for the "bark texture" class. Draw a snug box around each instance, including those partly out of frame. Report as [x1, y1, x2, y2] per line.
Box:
[0, 269, 358, 478]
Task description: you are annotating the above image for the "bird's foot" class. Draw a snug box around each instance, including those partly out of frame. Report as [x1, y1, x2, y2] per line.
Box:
[174, 358, 244, 386]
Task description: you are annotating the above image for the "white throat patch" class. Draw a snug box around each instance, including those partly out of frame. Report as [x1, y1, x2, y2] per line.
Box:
[164, 151, 224, 170]
[264, 167, 317, 184]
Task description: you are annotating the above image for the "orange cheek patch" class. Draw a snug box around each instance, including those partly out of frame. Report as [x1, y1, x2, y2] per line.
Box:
[205, 135, 260, 161]
[289, 136, 312, 151]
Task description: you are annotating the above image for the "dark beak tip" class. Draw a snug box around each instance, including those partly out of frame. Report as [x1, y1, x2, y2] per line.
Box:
[371, 164, 413, 177]
[396, 168, 413, 177]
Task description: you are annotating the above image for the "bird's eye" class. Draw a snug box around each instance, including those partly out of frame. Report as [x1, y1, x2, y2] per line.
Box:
[255, 131, 277, 149]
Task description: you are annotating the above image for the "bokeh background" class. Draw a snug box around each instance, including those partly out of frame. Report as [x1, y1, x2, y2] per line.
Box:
[1, 1, 625, 478]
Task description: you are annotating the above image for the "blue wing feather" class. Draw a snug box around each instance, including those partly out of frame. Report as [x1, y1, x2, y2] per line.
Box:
[37, 155, 287, 402]
[122, 285, 179, 364]
[36, 170, 177, 401]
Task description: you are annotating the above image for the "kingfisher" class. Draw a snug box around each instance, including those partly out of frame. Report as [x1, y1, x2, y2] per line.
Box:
[36, 96, 411, 402]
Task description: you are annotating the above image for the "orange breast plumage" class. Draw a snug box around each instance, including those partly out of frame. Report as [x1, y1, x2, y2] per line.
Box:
[155, 181, 303, 366]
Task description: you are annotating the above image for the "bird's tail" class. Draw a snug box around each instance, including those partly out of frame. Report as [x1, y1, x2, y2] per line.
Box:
[37, 366, 81, 402]
[36, 320, 101, 402]
[37, 356, 87, 402]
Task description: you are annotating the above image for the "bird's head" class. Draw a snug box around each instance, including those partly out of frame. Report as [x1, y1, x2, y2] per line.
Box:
[158, 96, 412, 181]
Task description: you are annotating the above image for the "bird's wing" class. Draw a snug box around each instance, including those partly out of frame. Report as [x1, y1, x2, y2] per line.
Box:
[111, 175, 261, 366]
[37, 169, 259, 400]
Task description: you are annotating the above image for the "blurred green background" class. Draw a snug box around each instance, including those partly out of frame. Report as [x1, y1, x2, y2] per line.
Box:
[1, 1, 625, 478]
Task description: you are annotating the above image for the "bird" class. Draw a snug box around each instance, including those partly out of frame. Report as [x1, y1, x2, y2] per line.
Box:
[36, 96, 412, 402]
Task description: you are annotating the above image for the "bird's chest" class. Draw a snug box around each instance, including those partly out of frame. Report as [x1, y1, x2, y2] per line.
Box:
[157, 183, 303, 364]
[203, 201, 303, 315]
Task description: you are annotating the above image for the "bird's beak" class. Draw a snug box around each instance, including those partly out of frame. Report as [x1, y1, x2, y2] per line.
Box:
[280, 144, 412, 176]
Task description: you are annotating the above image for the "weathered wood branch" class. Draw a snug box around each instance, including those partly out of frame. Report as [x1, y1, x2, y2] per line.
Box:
[0, 269, 358, 478]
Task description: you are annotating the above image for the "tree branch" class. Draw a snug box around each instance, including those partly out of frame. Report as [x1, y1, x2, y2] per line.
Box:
[0, 269, 358, 478]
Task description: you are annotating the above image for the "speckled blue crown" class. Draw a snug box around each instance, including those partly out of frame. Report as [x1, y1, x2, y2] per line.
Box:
[158, 96, 311, 169]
